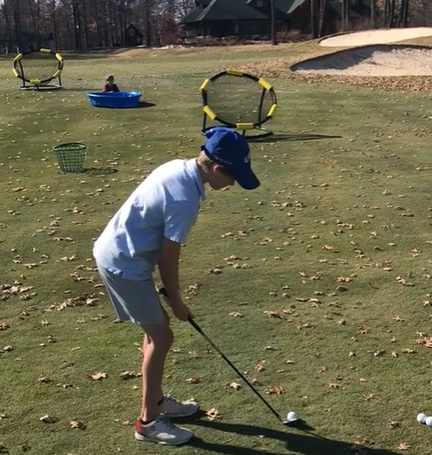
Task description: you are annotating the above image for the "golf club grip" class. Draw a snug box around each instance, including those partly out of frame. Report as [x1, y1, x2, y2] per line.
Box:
[157, 287, 282, 421]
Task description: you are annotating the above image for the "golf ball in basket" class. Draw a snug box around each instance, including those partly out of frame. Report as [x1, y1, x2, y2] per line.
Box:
[425, 416, 432, 427]
[287, 411, 298, 421]
[417, 413, 427, 424]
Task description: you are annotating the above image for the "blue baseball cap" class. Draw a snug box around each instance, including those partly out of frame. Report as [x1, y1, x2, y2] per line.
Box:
[201, 127, 260, 190]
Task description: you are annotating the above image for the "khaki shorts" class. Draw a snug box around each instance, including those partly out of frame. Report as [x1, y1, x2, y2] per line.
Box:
[97, 265, 165, 326]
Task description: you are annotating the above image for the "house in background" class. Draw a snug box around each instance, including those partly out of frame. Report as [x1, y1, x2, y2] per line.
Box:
[180, 0, 372, 39]
[124, 24, 144, 47]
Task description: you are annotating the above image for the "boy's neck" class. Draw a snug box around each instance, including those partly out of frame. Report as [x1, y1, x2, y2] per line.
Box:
[195, 158, 209, 185]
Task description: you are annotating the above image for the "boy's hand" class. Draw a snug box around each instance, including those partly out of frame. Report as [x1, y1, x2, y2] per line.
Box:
[170, 300, 193, 322]
[159, 288, 193, 321]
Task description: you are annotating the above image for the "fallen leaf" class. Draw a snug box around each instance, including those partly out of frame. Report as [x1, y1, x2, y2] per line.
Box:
[229, 381, 241, 390]
[186, 377, 201, 384]
[90, 372, 107, 380]
[263, 310, 282, 318]
[206, 408, 222, 421]
[264, 386, 285, 395]
[40, 414, 57, 423]
[119, 371, 140, 380]
[70, 419, 86, 429]
[389, 420, 401, 428]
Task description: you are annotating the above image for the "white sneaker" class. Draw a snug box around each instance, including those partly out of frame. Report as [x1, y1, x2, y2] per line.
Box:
[134, 414, 193, 445]
[161, 395, 199, 417]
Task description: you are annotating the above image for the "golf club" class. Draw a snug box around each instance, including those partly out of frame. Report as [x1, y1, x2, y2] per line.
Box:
[158, 287, 300, 427]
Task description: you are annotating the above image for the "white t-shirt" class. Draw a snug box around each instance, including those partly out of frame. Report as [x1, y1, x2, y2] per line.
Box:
[93, 158, 205, 279]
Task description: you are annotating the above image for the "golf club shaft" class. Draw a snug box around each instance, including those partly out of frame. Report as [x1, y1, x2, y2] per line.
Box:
[157, 287, 283, 423]
[187, 317, 283, 422]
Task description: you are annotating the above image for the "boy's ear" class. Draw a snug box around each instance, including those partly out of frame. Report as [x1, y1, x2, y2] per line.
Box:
[211, 164, 224, 173]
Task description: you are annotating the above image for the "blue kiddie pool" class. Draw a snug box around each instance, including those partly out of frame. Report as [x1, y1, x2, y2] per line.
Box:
[85, 91, 142, 108]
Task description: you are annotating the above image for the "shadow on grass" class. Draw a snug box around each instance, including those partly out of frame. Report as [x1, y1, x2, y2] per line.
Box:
[83, 167, 118, 176]
[173, 413, 400, 455]
[248, 132, 342, 143]
[87, 101, 156, 109]
[130, 101, 156, 109]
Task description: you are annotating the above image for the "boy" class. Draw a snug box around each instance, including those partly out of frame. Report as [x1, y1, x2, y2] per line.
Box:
[93, 126, 260, 445]
[103, 74, 120, 92]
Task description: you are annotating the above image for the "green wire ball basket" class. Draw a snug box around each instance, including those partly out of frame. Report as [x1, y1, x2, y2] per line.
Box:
[53, 142, 87, 173]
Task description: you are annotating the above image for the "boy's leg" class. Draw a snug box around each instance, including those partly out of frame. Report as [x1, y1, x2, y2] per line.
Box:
[95, 265, 195, 444]
[140, 321, 173, 422]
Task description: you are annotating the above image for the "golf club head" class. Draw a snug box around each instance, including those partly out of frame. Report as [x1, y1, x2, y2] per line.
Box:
[282, 417, 314, 431]
[283, 418, 300, 427]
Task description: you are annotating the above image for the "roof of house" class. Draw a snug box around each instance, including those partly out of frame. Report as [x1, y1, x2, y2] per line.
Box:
[181, 0, 371, 24]
[182, 0, 269, 23]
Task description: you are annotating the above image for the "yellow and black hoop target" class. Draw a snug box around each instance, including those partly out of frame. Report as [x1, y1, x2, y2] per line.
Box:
[12, 48, 64, 90]
[200, 69, 277, 140]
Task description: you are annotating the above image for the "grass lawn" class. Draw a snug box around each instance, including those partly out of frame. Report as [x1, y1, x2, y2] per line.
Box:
[1, 42, 432, 455]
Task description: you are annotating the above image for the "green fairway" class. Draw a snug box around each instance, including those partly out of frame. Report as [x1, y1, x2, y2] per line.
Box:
[1, 44, 432, 455]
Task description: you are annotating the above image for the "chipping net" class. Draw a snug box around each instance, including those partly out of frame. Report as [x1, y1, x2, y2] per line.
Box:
[200, 70, 277, 139]
[13, 48, 64, 90]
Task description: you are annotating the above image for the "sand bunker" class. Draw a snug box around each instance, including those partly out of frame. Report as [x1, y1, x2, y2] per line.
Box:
[320, 27, 432, 47]
[291, 45, 432, 77]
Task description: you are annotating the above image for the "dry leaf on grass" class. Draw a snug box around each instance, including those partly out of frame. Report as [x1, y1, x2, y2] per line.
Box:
[46, 295, 98, 311]
[119, 371, 141, 380]
[263, 310, 282, 318]
[186, 377, 201, 384]
[206, 408, 222, 421]
[229, 381, 241, 390]
[264, 386, 285, 395]
[114, 419, 130, 425]
[40, 414, 57, 423]
[389, 420, 401, 428]
[70, 420, 86, 429]
[89, 372, 107, 380]
[416, 336, 432, 348]
[396, 442, 410, 451]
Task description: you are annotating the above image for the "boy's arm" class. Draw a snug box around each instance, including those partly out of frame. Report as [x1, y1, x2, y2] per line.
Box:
[158, 237, 182, 306]
[158, 201, 199, 319]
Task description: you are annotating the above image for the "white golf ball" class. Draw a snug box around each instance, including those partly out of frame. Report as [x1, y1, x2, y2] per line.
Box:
[425, 416, 432, 427]
[287, 411, 298, 422]
[417, 413, 427, 424]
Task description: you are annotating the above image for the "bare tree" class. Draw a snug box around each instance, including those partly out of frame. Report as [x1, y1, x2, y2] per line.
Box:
[397, 0, 410, 27]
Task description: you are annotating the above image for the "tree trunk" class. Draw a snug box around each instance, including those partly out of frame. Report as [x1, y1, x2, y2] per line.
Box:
[385, 0, 396, 28]
[310, 0, 316, 38]
[398, 0, 410, 27]
[318, 0, 326, 37]
[72, 0, 82, 49]
[271, 0, 277, 45]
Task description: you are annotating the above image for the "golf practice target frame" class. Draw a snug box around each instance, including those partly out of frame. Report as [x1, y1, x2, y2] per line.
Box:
[12, 48, 64, 90]
[200, 69, 277, 140]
